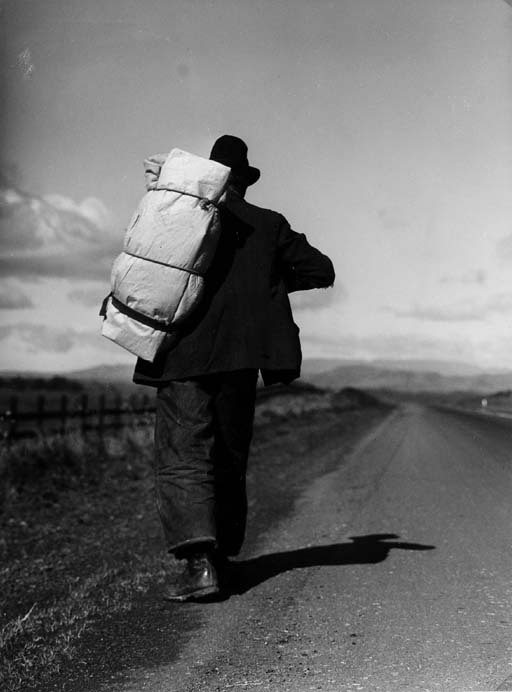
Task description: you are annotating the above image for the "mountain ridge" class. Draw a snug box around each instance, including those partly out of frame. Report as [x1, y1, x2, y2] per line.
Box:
[3, 358, 512, 394]
[303, 363, 512, 394]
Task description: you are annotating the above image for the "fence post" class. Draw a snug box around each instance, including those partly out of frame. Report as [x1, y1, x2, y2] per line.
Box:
[37, 394, 45, 434]
[81, 393, 88, 435]
[60, 394, 68, 435]
[98, 394, 106, 435]
[128, 393, 138, 427]
[4, 395, 18, 445]
[115, 393, 122, 430]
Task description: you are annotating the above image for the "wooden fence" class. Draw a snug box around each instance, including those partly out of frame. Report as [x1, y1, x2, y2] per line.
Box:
[0, 392, 155, 444]
[0, 382, 321, 445]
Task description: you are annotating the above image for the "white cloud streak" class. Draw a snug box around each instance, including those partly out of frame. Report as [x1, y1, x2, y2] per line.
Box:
[0, 184, 121, 280]
[496, 234, 512, 262]
[0, 282, 33, 309]
[439, 270, 486, 286]
[0, 323, 105, 354]
[386, 293, 512, 322]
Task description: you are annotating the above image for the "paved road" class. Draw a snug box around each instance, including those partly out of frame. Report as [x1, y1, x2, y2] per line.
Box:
[112, 404, 512, 692]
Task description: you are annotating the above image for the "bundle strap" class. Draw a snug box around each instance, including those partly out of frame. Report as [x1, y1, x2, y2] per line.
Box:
[148, 185, 219, 210]
[100, 293, 176, 334]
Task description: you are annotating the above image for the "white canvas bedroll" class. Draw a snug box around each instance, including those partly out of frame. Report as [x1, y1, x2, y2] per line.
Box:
[101, 148, 231, 361]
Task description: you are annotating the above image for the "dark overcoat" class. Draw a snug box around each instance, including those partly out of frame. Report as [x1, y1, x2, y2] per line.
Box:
[133, 190, 335, 387]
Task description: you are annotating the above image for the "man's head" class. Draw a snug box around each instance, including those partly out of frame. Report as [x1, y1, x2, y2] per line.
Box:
[209, 135, 260, 195]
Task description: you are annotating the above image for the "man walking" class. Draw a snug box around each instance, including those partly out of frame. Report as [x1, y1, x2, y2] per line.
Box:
[134, 135, 335, 601]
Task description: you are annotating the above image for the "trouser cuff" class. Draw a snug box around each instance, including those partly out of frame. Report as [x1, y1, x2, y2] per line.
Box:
[170, 536, 217, 558]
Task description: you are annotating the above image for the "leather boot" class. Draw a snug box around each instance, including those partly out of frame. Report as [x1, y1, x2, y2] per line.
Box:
[212, 551, 235, 592]
[164, 552, 219, 602]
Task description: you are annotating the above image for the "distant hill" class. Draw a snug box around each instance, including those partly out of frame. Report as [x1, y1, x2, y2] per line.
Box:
[304, 363, 512, 394]
[66, 363, 135, 382]
[300, 358, 355, 376]
[300, 358, 489, 378]
[3, 358, 512, 395]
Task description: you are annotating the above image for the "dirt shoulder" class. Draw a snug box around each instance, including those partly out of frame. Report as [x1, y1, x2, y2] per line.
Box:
[1, 387, 391, 692]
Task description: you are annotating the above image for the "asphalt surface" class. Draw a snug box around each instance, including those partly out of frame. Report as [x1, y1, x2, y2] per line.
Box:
[105, 404, 512, 692]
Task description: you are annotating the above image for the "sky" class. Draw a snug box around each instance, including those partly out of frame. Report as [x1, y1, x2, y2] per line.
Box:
[1, 0, 511, 373]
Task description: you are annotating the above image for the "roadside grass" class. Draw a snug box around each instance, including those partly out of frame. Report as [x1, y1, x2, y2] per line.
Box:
[0, 423, 167, 692]
[1, 560, 165, 692]
[0, 385, 389, 692]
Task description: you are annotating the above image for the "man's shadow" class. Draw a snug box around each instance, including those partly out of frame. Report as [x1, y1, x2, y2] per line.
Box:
[222, 534, 435, 596]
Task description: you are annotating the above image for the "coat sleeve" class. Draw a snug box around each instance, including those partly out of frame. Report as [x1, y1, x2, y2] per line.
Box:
[276, 215, 335, 293]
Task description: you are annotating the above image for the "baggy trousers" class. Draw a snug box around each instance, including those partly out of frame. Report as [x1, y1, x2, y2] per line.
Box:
[154, 369, 259, 557]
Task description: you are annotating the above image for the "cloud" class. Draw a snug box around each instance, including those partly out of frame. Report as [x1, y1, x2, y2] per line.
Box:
[386, 293, 512, 322]
[440, 270, 486, 286]
[0, 282, 33, 309]
[496, 234, 512, 262]
[391, 305, 481, 322]
[303, 328, 512, 368]
[0, 321, 134, 371]
[0, 162, 23, 189]
[0, 324, 75, 353]
[0, 323, 102, 354]
[68, 286, 107, 308]
[301, 331, 466, 362]
[0, 182, 122, 280]
[377, 208, 409, 233]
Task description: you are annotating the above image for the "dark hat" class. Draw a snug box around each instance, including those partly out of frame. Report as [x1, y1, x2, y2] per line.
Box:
[209, 135, 260, 186]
